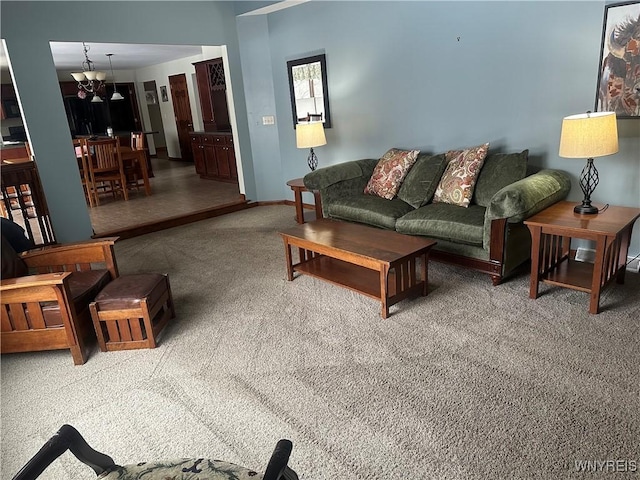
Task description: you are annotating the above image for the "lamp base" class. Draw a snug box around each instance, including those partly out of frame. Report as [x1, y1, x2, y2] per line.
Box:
[307, 147, 318, 171]
[575, 158, 600, 215]
[574, 202, 599, 215]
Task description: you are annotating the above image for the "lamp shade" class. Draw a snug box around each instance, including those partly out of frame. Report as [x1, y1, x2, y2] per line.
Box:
[296, 121, 326, 149]
[559, 111, 618, 159]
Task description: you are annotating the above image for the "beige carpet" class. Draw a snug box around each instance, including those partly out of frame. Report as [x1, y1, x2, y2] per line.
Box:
[2, 205, 639, 479]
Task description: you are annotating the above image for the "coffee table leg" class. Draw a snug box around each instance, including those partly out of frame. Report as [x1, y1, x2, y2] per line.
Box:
[421, 253, 428, 296]
[380, 265, 390, 319]
[283, 239, 294, 281]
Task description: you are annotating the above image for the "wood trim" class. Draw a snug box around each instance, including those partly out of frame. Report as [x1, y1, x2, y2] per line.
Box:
[92, 199, 254, 240]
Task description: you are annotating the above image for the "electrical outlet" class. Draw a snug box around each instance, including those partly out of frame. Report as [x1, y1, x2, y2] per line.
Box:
[627, 256, 640, 273]
[262, 115, 275, 125]
[575, 247, 596, 263]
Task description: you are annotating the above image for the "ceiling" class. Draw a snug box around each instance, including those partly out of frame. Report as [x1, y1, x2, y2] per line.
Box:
[1, 42, 206, 71]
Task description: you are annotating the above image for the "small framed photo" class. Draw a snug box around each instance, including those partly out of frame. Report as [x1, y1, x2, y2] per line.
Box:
[595, 1, 640, 118]
[145, 90, 158, 105]
[160, 85, 169, 103]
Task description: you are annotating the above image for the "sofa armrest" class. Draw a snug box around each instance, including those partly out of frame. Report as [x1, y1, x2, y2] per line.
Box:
[303, 159, 377, 191]
[20, 237, 120, 279]
[486, 169, 571, 223]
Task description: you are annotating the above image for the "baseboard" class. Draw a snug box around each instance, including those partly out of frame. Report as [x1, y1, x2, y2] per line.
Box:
[576, 247, 640, 273]
[260, 200, 316, 210]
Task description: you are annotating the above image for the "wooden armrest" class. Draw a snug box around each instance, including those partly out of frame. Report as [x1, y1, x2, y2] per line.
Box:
[1, 272, 72, 290]
[1, 272, 73, 304]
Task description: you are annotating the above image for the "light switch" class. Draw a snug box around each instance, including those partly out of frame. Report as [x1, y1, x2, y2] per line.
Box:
[262, 115, 275, 125]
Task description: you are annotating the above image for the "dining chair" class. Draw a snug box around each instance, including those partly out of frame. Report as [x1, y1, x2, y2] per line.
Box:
[124, 132, 146, 192]
[130, 131, 146, 151]
[85, 138, 128, 206]
[75, 139, 94, 207]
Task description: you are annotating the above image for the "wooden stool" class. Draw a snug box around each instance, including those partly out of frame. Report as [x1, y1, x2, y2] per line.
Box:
[90, 273, 175, 351]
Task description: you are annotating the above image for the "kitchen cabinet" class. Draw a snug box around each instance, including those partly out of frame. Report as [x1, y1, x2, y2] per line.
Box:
[189, 132, 237, 183]
[192, 58, 230, 132]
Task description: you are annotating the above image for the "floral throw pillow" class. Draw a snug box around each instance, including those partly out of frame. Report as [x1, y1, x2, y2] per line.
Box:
[364, 148, 420, 200]
[432, 143, 490, 208]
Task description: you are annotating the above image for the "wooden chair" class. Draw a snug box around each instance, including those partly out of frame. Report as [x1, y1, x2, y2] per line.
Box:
[125, 132, 147, 192]
[75, 139, 94, 207]
[12, 424, 298, 480]
[85, 138, 128, 205]
[1, 236, 119, 365]
[130, 131, 146, 151]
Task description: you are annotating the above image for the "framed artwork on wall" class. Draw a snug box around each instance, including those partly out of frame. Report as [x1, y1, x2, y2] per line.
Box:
[145, 90, 158, 105]
[595, 1, 640, 118]
[160, 85, 169, 102]
[287, 53, 331, 128]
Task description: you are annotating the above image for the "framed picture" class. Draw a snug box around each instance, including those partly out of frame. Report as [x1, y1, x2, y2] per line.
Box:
[287, 53, 331, 128]
[160, 85, 168, 103]
[145, 90, 158, 105]
[595, 1, 640, 118]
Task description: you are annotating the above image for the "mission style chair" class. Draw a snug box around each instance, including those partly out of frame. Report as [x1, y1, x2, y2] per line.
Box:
[0, 235, 119, 365]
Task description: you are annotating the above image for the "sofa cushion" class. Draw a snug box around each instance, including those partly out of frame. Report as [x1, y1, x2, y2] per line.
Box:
[397, 153, 448, 208]
[41, 269, 112, 327]
[473, 150, 528, 207]
[396, 203, 486, 246]
[364, 148, 420, 200]
[328, 194, 414, 230]
[433, 143, 489, 208]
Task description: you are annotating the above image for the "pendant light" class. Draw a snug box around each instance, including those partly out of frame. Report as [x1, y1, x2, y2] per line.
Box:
[106, 53, 124, 101]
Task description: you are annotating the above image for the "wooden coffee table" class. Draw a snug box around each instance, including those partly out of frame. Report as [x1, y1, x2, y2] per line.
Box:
[279, 219, 437, 318]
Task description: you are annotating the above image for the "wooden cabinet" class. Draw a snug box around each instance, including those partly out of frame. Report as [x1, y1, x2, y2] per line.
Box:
[190, 132, 237, 183]
[190, 134, 206, 175]
[192, 58, 230, 132]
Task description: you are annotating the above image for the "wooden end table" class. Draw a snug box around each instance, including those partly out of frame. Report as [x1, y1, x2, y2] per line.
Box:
[524, 201, 640, 314]
[286, 178, 323, 224]
[279, 219, 437, 318]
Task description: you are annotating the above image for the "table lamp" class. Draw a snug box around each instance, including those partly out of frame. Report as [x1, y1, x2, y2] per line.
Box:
[558, 111, 618, 214]
[296, 121, 326, 171]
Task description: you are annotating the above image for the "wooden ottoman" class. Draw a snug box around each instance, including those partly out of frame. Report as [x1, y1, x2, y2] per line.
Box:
[89, 273, 175, 351]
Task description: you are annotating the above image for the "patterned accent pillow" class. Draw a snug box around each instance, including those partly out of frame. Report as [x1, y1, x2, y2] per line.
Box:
[364, 148, 420, 200]
[432, 143, 490, 208]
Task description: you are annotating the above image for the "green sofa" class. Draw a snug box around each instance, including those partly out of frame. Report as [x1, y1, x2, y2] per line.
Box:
[303, 151, 571, 285]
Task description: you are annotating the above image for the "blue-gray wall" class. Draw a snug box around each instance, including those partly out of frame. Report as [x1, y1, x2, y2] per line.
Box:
[242, 0, 639, 256]
[3, 1, 639, 257]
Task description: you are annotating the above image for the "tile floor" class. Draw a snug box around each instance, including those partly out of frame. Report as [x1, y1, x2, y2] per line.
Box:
[89, 155, 245, 234]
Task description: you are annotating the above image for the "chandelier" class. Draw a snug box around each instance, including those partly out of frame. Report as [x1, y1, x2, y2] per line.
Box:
[70, 42, 106, 103]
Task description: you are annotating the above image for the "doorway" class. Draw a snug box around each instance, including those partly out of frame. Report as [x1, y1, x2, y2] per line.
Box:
[143, 80, 167, 153]
[168, 73, 193, 162]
